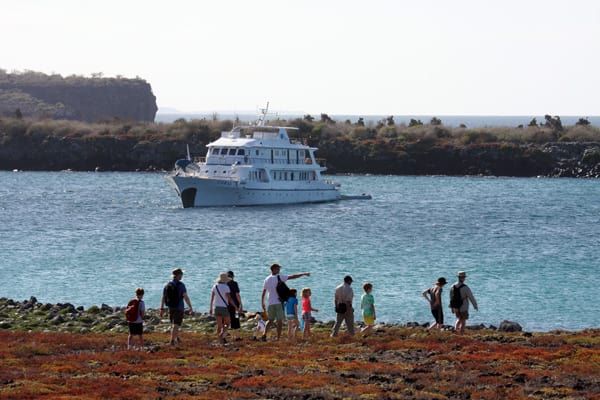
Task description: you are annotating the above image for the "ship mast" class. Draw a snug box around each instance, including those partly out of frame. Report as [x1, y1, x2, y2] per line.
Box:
[256, 102, 269, 127]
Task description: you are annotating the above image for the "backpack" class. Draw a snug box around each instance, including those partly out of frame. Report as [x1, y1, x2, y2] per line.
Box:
[125, 298, 140, 322]
[165, 281, 181, 308]
[276, 275, 292, 303]
[449, 283, 464, 309]
[335, 302, 347, 314]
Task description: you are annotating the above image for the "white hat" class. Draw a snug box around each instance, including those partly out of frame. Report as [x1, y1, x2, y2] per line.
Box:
[216, 272, 231, 284]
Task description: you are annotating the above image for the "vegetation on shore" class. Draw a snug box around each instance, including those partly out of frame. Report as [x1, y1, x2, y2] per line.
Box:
[1, 111, 600, 176]
[1, 297, 599, 399]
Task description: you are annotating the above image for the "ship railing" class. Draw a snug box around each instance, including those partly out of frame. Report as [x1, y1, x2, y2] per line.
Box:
[199, 156, 327, 167]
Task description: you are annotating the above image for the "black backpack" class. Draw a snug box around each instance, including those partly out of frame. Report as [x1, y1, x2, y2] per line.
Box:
[165, 281, 181, 308]
[276, 275, 292, 303]
[449, 283, 464, 309]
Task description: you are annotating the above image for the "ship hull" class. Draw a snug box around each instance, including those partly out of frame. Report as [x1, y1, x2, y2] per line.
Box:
[166, 175, 341, 207]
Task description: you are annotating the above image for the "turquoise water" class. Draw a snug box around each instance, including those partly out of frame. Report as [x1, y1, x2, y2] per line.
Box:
[1, 171, 598, 331]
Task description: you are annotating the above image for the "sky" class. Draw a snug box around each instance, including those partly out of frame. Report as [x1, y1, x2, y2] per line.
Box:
[3, 0, 599, 116]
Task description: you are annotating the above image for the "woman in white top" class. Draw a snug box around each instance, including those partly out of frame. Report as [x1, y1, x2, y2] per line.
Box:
[210, 272, 235, 344]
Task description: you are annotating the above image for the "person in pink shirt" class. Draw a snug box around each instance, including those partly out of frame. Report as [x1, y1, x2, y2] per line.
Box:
[301, 287, 319, 338]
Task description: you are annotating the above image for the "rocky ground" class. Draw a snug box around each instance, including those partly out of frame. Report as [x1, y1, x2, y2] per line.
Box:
[0, 297, 523, 335]
[1, 297, 599, 399]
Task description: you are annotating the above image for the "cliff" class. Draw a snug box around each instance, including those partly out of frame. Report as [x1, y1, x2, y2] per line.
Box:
[0, 70, 157, 122]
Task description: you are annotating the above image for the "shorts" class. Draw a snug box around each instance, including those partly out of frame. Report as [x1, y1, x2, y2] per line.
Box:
[128, 322, 143, 335]
[431, 307, 444, 324]
[229, 306, 241, 329]
[286, 314, 297, 321]
[214, 306, 229, 318]
[363, 315, 375, 326]
[169, 309, 184, 326]
[456, 311, 469, 320]
[267, 303, 284, 321]
[302, 312, 312, 322]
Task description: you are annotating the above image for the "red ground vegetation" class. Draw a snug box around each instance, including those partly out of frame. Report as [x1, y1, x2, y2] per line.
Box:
[0, 327, 599, 399]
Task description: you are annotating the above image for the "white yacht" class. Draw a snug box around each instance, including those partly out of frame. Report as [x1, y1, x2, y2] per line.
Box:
[165, 107, 342, 207]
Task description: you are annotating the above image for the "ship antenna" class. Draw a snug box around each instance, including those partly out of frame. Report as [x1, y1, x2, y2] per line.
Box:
[257, 101, 269, 126]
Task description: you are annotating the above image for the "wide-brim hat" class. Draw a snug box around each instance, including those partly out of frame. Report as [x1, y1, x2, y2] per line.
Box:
[457, 271, 467, 278]
[172, 268, 185, 276]
[216, 272, 231, 284]
[437, 277, 447, 285]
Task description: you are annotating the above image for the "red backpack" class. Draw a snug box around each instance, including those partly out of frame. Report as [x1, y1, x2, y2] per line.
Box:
[125, 298, 140, 322]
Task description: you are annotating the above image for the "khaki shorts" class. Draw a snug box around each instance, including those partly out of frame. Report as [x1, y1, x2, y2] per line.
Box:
[267, 303, 284, 321]
[214, 306, 229, 318]
[456, 311, 469, 320]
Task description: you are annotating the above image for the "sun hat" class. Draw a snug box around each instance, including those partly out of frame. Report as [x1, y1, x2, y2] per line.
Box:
[227, 271, 235, 278]
[172, 268, 185, 276]
[216, 272, 231, 284]
[457, 271, 467, 278]
[437, 277, 447, 285]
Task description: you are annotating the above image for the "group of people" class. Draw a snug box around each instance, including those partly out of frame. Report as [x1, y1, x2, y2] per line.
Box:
[124, 265, 478, 349]
[422, 271, 479, 333]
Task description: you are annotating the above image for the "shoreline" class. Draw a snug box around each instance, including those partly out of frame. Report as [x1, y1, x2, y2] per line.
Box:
[1, 297, 596, 335]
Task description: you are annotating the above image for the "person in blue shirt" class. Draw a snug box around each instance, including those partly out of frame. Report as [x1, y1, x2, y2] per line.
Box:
[160, 268, 193, 345]
[285, 288, 299, 339]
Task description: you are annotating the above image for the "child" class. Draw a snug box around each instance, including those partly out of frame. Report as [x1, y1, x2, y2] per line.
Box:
[360, 283, 375, 335]
[301, 287, 318, 338]
[126, 287, 146, 350]
[253, 313, 266, 340]
[285, 288, 299, 339]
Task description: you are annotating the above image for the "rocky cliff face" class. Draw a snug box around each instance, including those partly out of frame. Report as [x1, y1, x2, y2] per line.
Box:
[0, 71, 157, 122]
[319, 141, 600, 178]
[0, 129, 598, 177]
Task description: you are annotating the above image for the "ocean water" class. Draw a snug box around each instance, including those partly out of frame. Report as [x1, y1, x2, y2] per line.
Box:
[0, 171, 599, 332]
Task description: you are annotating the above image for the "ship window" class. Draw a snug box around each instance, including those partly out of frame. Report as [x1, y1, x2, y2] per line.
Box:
[238, 149, 245, 155]
[211, 148, 219, 155]
[229, 148, 236, 155]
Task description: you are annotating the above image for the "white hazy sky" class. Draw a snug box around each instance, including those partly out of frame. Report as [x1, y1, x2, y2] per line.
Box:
[3, 0, 599, 116]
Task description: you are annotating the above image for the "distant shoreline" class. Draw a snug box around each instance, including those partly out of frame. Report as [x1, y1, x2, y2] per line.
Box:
[155, 112, 600, 128]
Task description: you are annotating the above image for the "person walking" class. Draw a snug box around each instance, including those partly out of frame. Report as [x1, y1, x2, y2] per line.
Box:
[422, 277, 447, 331]
[210, 272, 236, 344]
[160, 268, 193, 345]
[261, 263, 311, 341]
[331, 275, 355, 337]
[301, 287, 318, 339]
[285, 288, 299, 339]
[126, 287, 145, 350]
[360, 282, 376, 335]
[226, 271, 243, 341]
[450, 271, 478, 334]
